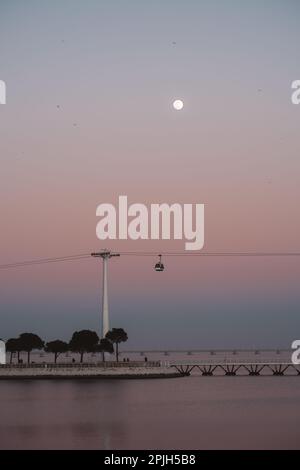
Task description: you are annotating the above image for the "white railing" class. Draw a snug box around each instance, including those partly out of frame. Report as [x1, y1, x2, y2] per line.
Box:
[0, 361, 160, 369]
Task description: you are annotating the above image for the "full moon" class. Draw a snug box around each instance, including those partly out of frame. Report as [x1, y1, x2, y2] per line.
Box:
[173, 99, 184, 110]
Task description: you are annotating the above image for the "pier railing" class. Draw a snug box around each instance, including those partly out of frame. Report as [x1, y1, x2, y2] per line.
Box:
[0, 361, 161, 369]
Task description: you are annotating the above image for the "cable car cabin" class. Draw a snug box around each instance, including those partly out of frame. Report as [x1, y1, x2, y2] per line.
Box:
[155, 262, 164, 272]
[154, 255, 164, 272]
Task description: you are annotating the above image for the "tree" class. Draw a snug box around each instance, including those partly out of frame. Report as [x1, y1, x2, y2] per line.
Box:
[96, 338, 114, 362]
[45, 340, 69, 363]
[106, 328, 128, 362]
[6, 338, 21, 364]
[18, 333, 44, 364]
[14, 338, 24, 363]
[69, 330, 99, 363]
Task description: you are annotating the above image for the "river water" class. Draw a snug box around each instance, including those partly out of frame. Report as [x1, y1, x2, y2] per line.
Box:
[0, 375, 299, 449]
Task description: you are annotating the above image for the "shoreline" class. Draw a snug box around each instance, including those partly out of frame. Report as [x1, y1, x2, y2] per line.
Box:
[0, 372, 182, 380]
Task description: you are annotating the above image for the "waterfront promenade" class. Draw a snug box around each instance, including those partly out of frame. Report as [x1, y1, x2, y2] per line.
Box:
[1, 359, 300, 378]
[0, 361, 182, 379]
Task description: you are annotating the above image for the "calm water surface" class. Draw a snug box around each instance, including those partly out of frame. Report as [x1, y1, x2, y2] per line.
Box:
[0, 376, 299, 449]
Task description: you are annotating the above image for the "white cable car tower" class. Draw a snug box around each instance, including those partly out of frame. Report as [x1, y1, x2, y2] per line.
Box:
[91, 250, 120, 338]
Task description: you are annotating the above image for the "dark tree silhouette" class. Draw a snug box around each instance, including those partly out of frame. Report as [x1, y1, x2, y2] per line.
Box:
[6, 338, 20, 364]
[96, 338, 114, 362]
[69, 330, 99, 363]
[45, 340, 69, 363]
[106, 328, 128, 362]
[14, 338, 24, 363]
[18, 333, 44, 364]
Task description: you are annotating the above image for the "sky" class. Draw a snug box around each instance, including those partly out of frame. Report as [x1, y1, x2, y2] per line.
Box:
[0, 0, 300, 348]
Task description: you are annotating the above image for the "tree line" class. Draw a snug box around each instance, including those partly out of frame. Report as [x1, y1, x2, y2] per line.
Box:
[5, 328, 128, 364]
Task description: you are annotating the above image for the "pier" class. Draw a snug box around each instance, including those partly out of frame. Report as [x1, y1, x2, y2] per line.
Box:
[170, 362, 300, 376]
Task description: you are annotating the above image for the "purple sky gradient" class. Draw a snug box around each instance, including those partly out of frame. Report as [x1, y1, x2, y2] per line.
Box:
[0, 0, 300, 347]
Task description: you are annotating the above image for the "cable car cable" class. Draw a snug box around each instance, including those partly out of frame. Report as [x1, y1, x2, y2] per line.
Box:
[1, 251, 300, 270]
